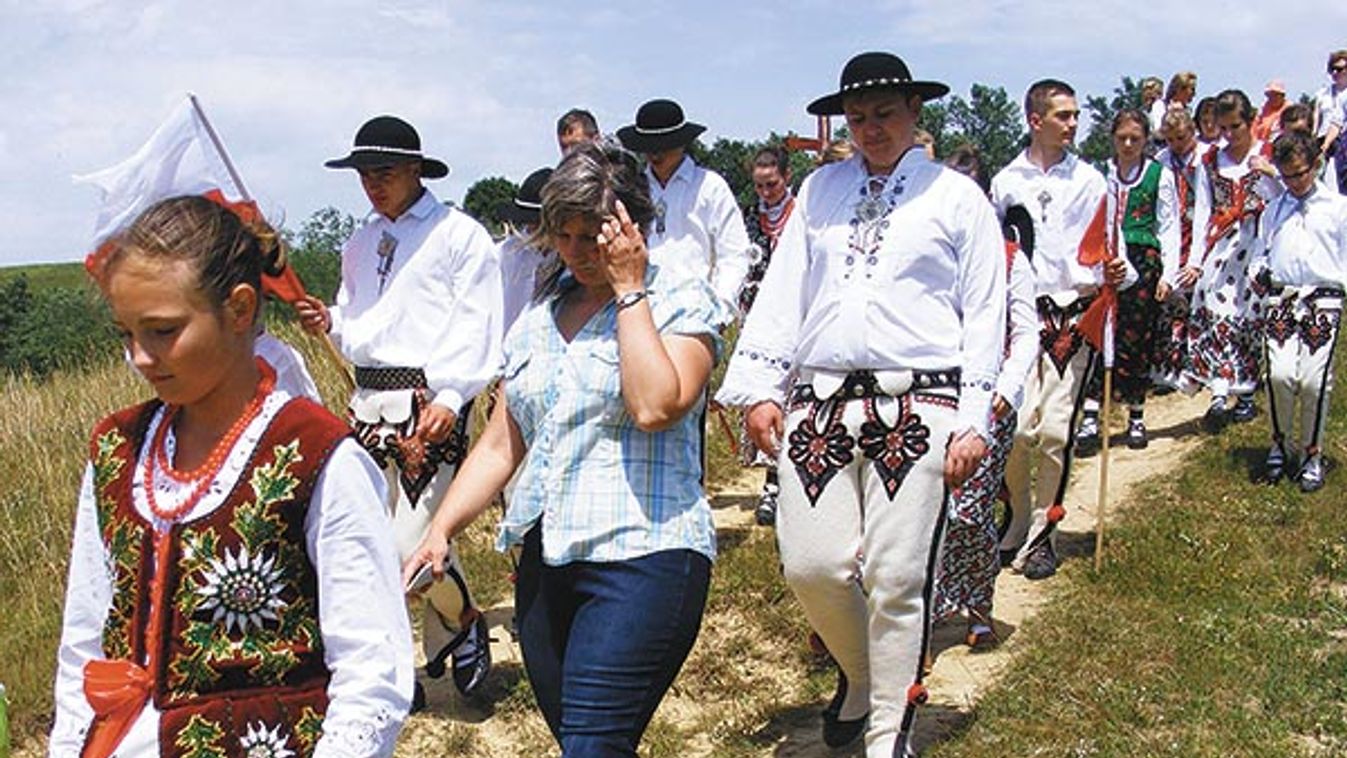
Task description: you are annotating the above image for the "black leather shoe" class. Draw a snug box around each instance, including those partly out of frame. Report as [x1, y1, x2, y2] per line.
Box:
[1022, 543, 1057, 581]
[452, 613, 492, 697]
[411, 681, 427, 714]
[998, 548, 1019, 568]
[1202, 403, 1228, 434]
[822, 670, 867, 748]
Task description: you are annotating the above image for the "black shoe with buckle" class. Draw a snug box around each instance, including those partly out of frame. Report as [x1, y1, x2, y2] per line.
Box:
[451, 613, 492, 698]
[1262, 449, 1286, 485]
[1203, 402, 1229, 434]
[1022, 543, 1057, 581]
[822, 670, 867, 748]
[1126, 418, 1148, 450]
[1231, 395, 1257, 423]
[1074, 417, 1101, 458]
[755, 483, 779, 527]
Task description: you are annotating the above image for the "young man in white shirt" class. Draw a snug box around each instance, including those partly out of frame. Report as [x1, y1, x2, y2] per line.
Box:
[991, 79, 1124, 581]
[297, 115, 502, 703]
[617, 98, 752, 317]
[1257, 129, 1347, 492]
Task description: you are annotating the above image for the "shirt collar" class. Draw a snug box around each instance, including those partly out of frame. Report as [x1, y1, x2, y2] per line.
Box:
[376, 187, 439, 222]
[1009, 148, 1077, 178]
[647, 155, 696, 187]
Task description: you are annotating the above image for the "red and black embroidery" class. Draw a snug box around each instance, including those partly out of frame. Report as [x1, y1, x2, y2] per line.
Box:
[1301, 310, 1339, 355]
[351, 390, 472, 507]
[787, 399, 854, 507]
[1038, 296, 1092, 377]
[1265, 298, 1298, 347]
[857, 395, 932, 501]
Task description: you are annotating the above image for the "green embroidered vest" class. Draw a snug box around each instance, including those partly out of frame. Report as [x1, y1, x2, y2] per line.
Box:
[1120, 160, 1164, 249]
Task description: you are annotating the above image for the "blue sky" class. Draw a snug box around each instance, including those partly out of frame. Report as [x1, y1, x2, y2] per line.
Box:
[3, 0, 1345, 266]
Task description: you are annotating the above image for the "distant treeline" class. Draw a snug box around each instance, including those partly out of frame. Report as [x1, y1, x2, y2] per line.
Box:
[0, 212, 347, 378]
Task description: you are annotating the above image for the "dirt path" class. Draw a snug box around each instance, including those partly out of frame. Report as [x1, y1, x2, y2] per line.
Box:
[13, 392, 1212, 758]
[719, 389, 1214, 757]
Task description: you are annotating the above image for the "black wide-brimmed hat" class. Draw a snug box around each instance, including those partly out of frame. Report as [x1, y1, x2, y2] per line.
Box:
[496, 167, 553, 226]
[807, 52, 950, 116]
[616, 99, 707, 153]
[324, 115, 449, 179]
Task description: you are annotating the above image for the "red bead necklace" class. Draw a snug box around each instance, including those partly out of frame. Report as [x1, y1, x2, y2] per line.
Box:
[757, 196, 795, 244]
[144, 358, 276, 522]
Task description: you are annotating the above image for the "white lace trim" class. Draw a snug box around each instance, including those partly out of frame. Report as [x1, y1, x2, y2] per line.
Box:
[132, 390, 294, 530]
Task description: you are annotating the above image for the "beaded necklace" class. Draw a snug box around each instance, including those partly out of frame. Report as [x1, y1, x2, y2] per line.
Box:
[144, 358, 276, 522]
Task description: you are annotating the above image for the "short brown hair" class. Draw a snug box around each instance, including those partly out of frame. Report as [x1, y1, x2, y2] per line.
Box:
[1024, 79, 1075, 119]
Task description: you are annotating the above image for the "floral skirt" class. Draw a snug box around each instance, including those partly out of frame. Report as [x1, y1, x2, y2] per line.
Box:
[934, 409, 1016, 621]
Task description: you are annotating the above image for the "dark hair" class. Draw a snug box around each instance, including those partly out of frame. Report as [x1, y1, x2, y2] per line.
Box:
[1279, 103, 1313, 132]
[751, 146, 789, 175]
[556, 108, 600, 139]
[1214, 89, 1255, 124]
[1272, 129, 1320, 167]
[536, 138, 654, 247]
[1329, 50, 1347, 72]
[98, 195, 284, 321]
[1112, 107, 1150, 139]
[1024, 78, 1075, 119]
[944, 142, 986, 191]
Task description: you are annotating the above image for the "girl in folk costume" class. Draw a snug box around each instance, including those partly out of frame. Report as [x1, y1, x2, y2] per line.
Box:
[934, 175, 1039, 650]
[1185, 89, 1280, 431]
[739, 146, 797, 526]
[51, 196, 412, 758]
[1153, 109, 1203, 391]
[1075, 109, 1178, 452]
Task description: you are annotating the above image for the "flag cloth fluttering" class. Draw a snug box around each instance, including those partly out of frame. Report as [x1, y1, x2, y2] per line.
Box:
[1075, 195, 1118, 367]
[74, 95, 308, 304]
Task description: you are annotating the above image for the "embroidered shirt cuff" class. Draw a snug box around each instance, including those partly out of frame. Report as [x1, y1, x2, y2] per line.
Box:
[715, 347, 792, 408]
[958, 378, 996, 439]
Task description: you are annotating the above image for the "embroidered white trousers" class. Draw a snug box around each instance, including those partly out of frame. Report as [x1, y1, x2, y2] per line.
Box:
[1002, 347, 1094, 566]
[775, 385, 958, 757]
[1265, 289, 1342, 463]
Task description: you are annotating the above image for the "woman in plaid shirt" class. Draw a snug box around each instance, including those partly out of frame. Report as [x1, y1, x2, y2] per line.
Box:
[405, 140, 726, 756]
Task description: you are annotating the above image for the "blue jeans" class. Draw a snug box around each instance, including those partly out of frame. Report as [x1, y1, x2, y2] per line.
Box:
[515, 527, 711, 757]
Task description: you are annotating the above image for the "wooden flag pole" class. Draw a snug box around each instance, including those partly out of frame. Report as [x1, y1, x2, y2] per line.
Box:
[1094, 367, 1112, 571]
[189, 94, 354, 396]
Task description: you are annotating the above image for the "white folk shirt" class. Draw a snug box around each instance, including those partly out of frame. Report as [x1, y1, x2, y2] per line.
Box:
[1155, 145, 1200, 281]
[1000, 247, 1040, 414]
[645, 155, 752, 317]
[48, 391, 413, 758]
[991, 150, 1107, 304]
[498, 232, 556, 339]
[329, 189, 503, 412]
[1259, 182, 1347, 289]
[715, 149, 1006, 439]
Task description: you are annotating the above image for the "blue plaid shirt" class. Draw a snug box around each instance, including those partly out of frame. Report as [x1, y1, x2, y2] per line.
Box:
[497, 262, 724, 565]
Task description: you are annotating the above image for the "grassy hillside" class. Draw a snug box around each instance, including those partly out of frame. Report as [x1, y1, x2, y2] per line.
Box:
[0, 262, 90, 291]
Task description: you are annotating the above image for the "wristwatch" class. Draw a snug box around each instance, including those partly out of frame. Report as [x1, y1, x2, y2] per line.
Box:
[615, 290, 648, 311]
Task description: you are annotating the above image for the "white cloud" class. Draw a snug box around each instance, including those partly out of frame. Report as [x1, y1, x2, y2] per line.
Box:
[4, 0, 1347, 265]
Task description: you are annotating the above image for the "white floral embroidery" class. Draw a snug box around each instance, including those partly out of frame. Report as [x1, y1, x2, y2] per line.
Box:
[196, 544, 286, 634]
[240, 721, 296, 758]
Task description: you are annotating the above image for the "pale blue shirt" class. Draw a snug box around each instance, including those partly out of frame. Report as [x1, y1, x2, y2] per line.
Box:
[497, 259, 725, 565]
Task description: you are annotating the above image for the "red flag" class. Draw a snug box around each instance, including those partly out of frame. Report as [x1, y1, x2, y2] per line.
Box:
[1075, 196, 1116, 355]
[200, 190, 309, 304]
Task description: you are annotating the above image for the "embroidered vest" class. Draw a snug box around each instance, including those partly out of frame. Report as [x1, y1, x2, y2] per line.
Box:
[1201, 146, 1265, 252]
[1120, 160, 1164, 249]
[87, 397, 350, 758]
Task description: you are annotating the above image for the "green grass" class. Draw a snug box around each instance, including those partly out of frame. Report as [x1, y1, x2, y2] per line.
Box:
[0, 262, 90, 292]
[927, 351, 1347, 758]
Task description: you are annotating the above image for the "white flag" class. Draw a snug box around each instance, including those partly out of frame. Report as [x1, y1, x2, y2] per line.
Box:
[73, 96, 242, 247]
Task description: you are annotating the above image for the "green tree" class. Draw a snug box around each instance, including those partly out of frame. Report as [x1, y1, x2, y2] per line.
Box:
[462, 176, 518, 238]
[945, 84, 1026, 179]
[689, 137, 759, 207]
[297, 206, 356, 256]
[1080, 76, 1144, 170]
